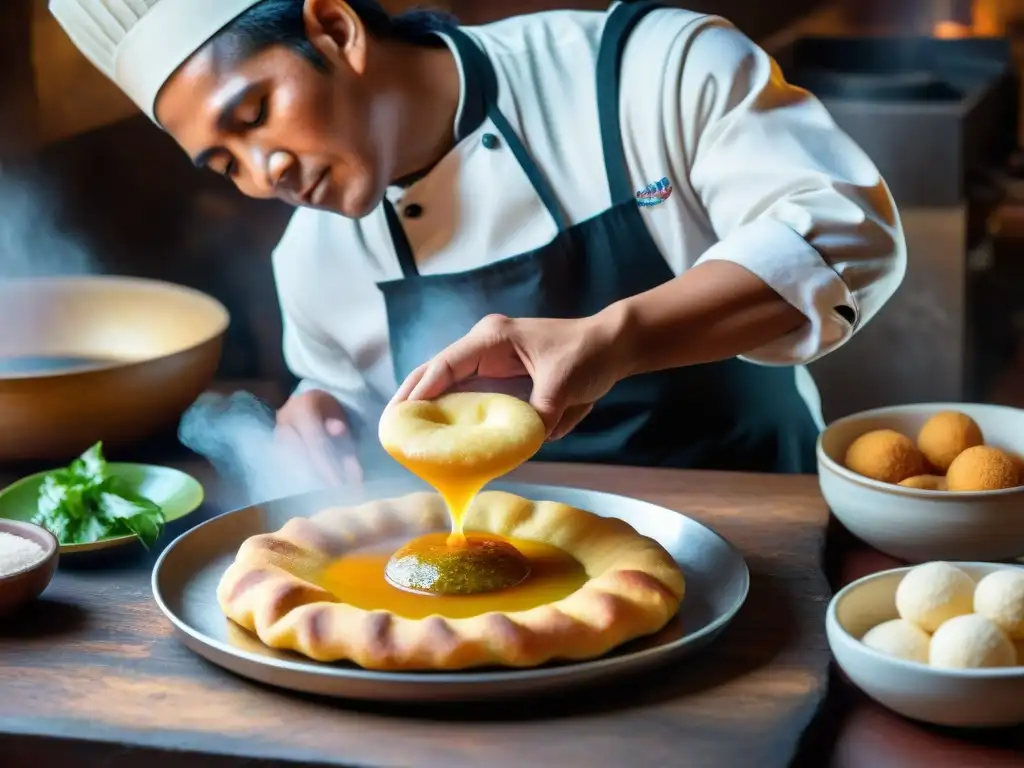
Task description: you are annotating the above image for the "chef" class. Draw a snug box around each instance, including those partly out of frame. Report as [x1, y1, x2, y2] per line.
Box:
[51, 0, 906, 483]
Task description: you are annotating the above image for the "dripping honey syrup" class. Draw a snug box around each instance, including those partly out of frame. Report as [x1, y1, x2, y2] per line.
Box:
[320, 533, 587, 619]
[405, 461, 505, 546]
[352, 410, 571, 616]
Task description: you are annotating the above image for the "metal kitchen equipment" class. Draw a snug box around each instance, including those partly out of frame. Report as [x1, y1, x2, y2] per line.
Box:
[0, 276, 228, 461]
[777, 35, 1020, 420]
[152, 479, 750, 702]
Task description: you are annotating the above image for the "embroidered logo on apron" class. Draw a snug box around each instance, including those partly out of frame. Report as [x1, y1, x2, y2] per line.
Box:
[635, 177, 673, 207]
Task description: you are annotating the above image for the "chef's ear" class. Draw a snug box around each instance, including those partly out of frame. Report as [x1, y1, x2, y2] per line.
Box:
[302, 0, 369, 75]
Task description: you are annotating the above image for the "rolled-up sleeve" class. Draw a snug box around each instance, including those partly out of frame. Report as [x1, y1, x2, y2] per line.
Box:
[680, 21, 906, 365]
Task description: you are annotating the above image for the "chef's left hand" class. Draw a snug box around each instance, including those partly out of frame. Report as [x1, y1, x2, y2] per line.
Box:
[391, 313, 629, 440]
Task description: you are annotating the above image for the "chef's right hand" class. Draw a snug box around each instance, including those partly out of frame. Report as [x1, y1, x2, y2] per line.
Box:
[275, 390, 363, 486]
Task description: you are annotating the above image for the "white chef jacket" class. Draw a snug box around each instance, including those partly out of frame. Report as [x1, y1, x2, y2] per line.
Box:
[271, 4, 906, 436]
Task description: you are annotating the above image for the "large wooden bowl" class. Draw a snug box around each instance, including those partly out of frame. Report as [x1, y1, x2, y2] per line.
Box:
[0, 276, 229, 462]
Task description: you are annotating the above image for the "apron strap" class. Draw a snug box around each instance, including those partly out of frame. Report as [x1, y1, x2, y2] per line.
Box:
[384, 28, 571, 280]
[486, 109, 570, 232]
[597, 1, 665, 204]
[385, 8, 660, 281]
[383, 199, 421, 278]
[445, 28, 570, 232]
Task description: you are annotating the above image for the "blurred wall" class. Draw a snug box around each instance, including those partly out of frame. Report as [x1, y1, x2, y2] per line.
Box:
[0, 0, 36, 158]
[30, 0, 139, 145]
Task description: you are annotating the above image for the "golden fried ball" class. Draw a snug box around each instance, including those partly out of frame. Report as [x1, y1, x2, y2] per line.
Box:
[1008, 452, 1024, 478]
[844, 429, 927, 484]
[916, 410, 984, 472]
[946, 446, 1020, 492]
[898, 474, 948, 491]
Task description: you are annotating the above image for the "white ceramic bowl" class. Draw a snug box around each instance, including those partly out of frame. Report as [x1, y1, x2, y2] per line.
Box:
[827, 562, 1024, 728]
[818, 402, 1024, 562]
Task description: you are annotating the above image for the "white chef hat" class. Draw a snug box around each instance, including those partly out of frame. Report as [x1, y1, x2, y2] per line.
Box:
[49, 0, 266, 123]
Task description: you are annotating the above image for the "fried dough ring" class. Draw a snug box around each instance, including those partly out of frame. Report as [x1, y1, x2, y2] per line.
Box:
[378, 392, 546, 479]
[217, 491, 686, 671]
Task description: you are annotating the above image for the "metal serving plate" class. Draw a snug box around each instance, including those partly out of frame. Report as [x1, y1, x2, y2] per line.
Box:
[152, 479, 749, 702]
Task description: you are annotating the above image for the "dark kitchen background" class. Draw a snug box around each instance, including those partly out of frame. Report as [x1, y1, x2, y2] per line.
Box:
[4, 0, 1024, 421]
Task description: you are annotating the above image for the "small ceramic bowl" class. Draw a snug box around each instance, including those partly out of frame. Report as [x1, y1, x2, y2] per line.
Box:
[818, 402, 1024, 562]
[827, 562, 1024, 728]
[0, 519, 59, 615]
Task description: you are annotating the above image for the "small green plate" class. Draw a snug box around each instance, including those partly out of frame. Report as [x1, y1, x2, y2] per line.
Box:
[0, 463, 204, 554]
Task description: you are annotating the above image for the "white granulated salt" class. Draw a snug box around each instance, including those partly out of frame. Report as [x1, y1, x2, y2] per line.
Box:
[0, 531, 46, 577]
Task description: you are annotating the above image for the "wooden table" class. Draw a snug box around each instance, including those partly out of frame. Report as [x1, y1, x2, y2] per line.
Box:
[5, 441, 1024, 767]
[0, 453, 833, 768]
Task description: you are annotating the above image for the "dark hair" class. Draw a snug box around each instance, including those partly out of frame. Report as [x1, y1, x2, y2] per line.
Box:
[213, 0, 457, 68]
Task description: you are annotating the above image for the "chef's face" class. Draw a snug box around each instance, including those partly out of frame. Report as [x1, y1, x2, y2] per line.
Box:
[156, 1, 388, 218]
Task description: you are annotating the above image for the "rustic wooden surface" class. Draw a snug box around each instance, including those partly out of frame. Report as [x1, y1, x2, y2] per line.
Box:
[0, 453, 832, 768]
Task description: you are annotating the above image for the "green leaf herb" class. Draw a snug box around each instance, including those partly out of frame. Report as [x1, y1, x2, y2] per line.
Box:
[31, 442, 165, 548]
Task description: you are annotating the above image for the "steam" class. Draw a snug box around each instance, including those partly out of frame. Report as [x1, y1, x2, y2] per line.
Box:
[0, 174, 96, 278]
[179, 391, 332, 507]
[0, 171, 532, 509]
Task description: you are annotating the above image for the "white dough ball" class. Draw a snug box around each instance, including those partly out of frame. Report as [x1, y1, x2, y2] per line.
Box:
[973, 569, 1024, 640]
[895, 562, 975, 632]
[860, 619, 931, 663]
[929, 614, 1017, 669]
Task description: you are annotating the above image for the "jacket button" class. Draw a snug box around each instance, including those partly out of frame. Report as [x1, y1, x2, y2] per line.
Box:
[404, 203, 424, 219]
[481, 133, 499, 150]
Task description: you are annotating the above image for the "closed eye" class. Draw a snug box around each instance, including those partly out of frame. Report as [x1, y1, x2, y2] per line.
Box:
[192, 87, 269, 178]
[222, 96, 268, 176]
[244, 96, 268, 129]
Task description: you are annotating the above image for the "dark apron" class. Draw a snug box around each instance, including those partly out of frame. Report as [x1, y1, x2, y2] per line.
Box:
[375, 0, 820, 474]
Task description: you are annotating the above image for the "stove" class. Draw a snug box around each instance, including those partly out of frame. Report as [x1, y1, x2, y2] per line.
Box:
[780, 36, 1017, 207]
[775, 36, 1020, 420]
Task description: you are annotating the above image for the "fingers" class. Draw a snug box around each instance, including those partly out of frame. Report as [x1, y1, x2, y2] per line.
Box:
[340, 453, 364, 484]
[276, 421, 348, 487]
[326, 415, 364, 483]
[548, 403, 594, 442]
[387, 315, 592, 442]
[274, 423, 340, 489]
[390, 363, 427, 406]
[406, 346, 476, 402]
[527, 369, 570, 436]
[396, 315, 513, 403]
[277, 396, 363, 486]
